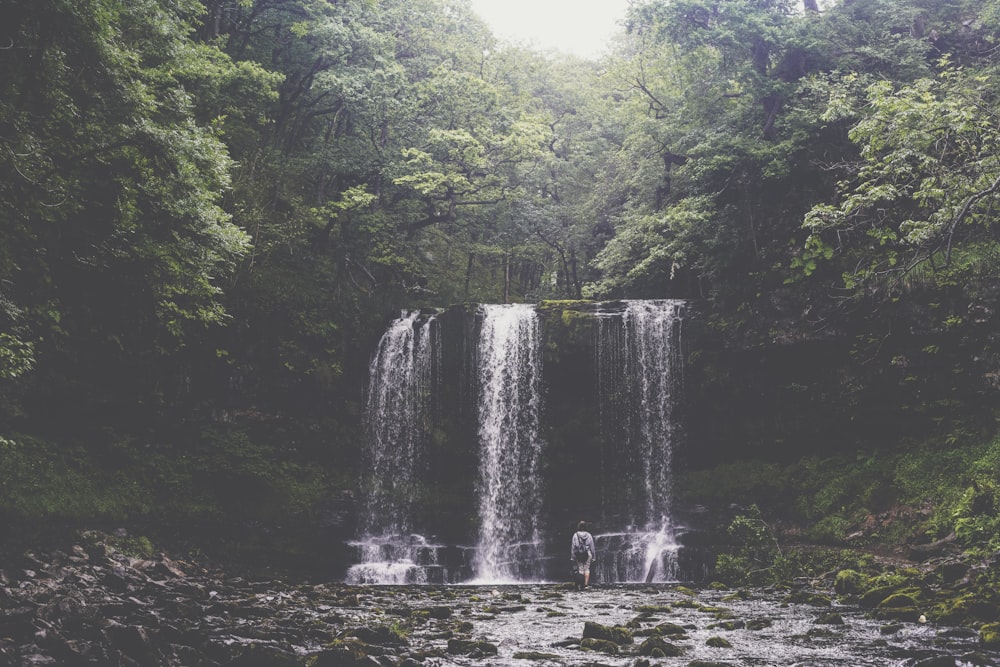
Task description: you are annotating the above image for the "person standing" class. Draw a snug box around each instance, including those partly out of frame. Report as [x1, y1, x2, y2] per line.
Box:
[570, 521, 596, 590]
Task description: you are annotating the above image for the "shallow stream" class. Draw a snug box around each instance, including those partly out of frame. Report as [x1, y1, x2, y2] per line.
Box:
[366, 583, 996, 666]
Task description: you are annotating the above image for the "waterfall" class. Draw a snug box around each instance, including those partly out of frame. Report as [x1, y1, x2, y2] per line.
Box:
[473, 304, 545, 582]
[347, 310, 469, 584]
[595, 299, 685, 582]
[360, 310, 437, 538]
[346, 300, 690, 585]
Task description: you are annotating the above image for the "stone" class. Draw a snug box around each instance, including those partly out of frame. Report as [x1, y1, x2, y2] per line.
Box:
[834, 569, 865, 595]
[935, 561, 969, 584]
[446, 639, 497, 656]
[639, 636, 684, 657]
[351, 625, 409, 646]
[583, 621, 633, 645]
[579, 637, 619, 654]
[783, 591, 831, 607]
[652, 621, 688, 637]
[814, 612, 845, 625]
[980, 622, 1000, 649]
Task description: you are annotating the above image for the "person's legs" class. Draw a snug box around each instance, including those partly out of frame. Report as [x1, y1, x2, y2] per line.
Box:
[583, 556, 592, 588]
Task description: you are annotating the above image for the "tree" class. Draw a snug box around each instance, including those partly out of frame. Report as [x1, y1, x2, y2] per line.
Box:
[0, 0, 254, 426]
[802, 67, 1000, 304]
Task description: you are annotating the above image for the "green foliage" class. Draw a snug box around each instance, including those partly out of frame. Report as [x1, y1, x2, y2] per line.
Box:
[0, 0, 999, 561]
[0, 435, 154, 520]
[0, 333, 34, 380]
[803, 67, 1000, 304]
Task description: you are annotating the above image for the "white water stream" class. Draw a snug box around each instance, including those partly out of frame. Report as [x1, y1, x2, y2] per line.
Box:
[596, 299, 685, 582]
[473, 304, 545, 582]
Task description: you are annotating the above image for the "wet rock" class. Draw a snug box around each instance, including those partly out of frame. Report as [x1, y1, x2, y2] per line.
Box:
[934, 561, 969, 584]
[981, 622, 1000, 649]
[639, 635, 683, 657]
[815, 612, 845, 625]
[783, 591, 831, 607]
[446, 639, 498, 656]
[746, 618, 772, 631]
[880, 592, 920, 609]
[688, 662, 736, 667]
[860, 585, 900, 609]
[912, 657, 964, 667]
[580, 637, 620, 654]
[706, 636, 732, 648]
[931, 593, 999, 625]
[834, 569, 866, 595]
[420, 605, 452, 619]
[313, 643, 381, 667]
[708, 620, 744, 631]
[513, 651, 562, 660]
[0, 606, 40, 641]
[104, 622, 158, 665]
[583, 621, 633, 645]
[652, 621, 687, 638]
[351, 625, 409, 646]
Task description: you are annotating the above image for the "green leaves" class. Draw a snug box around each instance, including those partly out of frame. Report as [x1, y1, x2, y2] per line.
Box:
[803, 65, 1000, 296]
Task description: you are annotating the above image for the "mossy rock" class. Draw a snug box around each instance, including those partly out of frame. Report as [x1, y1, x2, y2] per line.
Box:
[688, 662, 737, 667]
[873, 606, 922, 623]
[814, 612, 845, 625]
[860, 585, 901, 609]
[746, 618, 772, 631]
[652, 621, 688, 638]
[930, 593, 999, 625]
[980, 622, 1000, 649]
[878, 593, 920, 609]
[806, 627, 839, 638]
[834, 569, 867, 595]
[419, 606, 452, 619]
[350, 625, 409, 646]
[639, 636, 684, 657]
[879, 624, 903, 635]
[512, 651, 561, 660]
[709, 620, 745, 631]
[583, 621, 633, 645]
[580, 637, 619, 654]
[446, 639, 497, 656]
[706, 636, 732, 648]
[783, 591, 831, 607]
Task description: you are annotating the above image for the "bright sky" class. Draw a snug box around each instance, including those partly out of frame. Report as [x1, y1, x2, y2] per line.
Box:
[469, 0, 632, 59]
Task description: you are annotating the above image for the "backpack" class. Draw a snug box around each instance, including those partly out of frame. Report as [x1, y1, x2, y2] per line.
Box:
[573, 533, 590, 562]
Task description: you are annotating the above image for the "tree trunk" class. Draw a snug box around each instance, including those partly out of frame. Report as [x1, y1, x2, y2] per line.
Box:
[464, 252, 475, 298]
[503, 254, 511, 304]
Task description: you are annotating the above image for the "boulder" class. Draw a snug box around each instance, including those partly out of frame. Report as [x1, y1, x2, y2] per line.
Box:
[582, 621, 633, 645]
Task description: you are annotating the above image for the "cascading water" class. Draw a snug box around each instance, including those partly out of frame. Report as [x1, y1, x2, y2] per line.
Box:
[595, 299, 685, 583]
[346, 310, 468, 584]
[473, 304, 545, 582]
[345, 300, 689, 584]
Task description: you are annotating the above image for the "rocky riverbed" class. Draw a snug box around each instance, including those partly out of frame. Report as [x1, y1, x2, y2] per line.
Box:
[1, 531, 998, 666]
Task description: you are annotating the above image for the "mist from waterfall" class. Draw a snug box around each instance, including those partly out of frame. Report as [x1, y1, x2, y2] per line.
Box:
[473, 304, 545, 582]
[595, 299, 685, 582]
